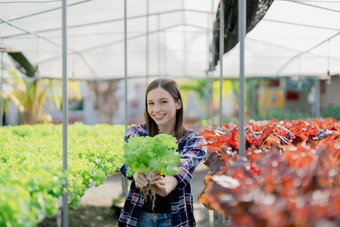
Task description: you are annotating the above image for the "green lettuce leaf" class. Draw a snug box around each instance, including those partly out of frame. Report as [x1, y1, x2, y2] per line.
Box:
[124, 134, 181, 177]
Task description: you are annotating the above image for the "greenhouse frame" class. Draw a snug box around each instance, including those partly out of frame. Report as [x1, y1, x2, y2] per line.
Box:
[1, 0, 340, 226]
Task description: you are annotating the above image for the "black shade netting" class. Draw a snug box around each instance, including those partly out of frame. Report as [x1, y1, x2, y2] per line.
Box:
[212, 0, 274, 68]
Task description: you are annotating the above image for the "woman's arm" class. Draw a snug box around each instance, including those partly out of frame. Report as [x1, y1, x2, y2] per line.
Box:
[173, 132, 207, 190]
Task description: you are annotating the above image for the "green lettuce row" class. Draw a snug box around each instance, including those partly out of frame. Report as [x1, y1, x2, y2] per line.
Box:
[0, 123, 125, 227]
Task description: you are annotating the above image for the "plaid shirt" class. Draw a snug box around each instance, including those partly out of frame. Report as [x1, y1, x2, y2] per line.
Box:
[118, 124, 207, 227]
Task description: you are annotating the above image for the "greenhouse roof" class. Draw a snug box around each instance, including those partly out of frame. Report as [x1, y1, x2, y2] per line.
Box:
[1, 0, 340, 80]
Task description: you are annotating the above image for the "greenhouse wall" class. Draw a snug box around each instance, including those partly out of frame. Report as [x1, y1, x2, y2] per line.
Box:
[320, 76, 340, 109]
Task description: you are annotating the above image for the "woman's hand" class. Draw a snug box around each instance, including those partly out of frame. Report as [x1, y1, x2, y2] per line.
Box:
[133, 171, 148, 189]
[149, 172, 178, 197]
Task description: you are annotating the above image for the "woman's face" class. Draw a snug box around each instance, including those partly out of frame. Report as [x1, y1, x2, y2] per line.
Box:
[147, 87, 181, 130]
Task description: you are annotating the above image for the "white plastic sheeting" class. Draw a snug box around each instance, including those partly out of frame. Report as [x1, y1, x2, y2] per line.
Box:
[1, 0, 218, 80]
[214, 0, 340, 78]
[1, 0, 340, 80]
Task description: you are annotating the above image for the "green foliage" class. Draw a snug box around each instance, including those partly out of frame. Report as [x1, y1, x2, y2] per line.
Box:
[124, 134, 181, 177]
[3, 73, 82, 124]
[179, 79, 207, 99]
[322, 104, 340, 120]
[0, 123, 125, 226]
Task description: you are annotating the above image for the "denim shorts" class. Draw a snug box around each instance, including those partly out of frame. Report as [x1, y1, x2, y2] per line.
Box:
[137, 212, 173, 227]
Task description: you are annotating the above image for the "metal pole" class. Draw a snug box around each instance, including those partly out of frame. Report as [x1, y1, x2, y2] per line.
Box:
[146, 0, 149, 87]
[238, 0, 246, 157]
[34, 79, 38, 124]
[0, 39, 4, 126]
[214, 1, 225, 226]
[122, 0, 129, 198]
[210, 73, 214, 126]
[163, 31, 167, 76]
[219, 0, 224, 128]
[34, 38, 39, 124]
[205, 14, 210, 121]
[204, 71, 209, 120]
[213, 209, 220, 227]
[61, 0, 69, 226]
[182, 0, 187, 77]
[157, 14, 161, 77]
[315, 78, 320, 118]
[210, 0, 215, 126]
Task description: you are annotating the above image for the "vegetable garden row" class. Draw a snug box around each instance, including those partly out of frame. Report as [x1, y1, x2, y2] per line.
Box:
[0, 123, 125, 227]
[198, 118, 340, 226]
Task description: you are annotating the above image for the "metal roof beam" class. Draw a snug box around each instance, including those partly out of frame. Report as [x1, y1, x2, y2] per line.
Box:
[276, 31, 340, 76]
[0, 17, 97, 76]
[286, 0, 340, 14]
[0, 0, 94, 24]
[1, 9, 213, 39]
[263, 18, 340, 31]
[37, 23, 208, 64]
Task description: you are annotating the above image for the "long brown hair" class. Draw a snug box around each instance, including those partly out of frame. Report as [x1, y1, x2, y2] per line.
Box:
[144, 78, 187, 139]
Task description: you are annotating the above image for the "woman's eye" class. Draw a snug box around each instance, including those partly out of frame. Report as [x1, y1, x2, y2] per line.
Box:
[162, 100, 167, 103]
[148, 102, 154, 105]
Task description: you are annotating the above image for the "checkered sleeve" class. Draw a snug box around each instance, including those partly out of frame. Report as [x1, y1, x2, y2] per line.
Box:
[174, 131, 207, 189]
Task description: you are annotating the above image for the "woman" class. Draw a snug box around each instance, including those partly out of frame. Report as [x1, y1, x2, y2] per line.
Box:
[118, 78, 207, 227]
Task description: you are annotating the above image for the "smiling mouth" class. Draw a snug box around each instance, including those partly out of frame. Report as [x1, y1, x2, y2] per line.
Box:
[154, 114, 165, 120]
